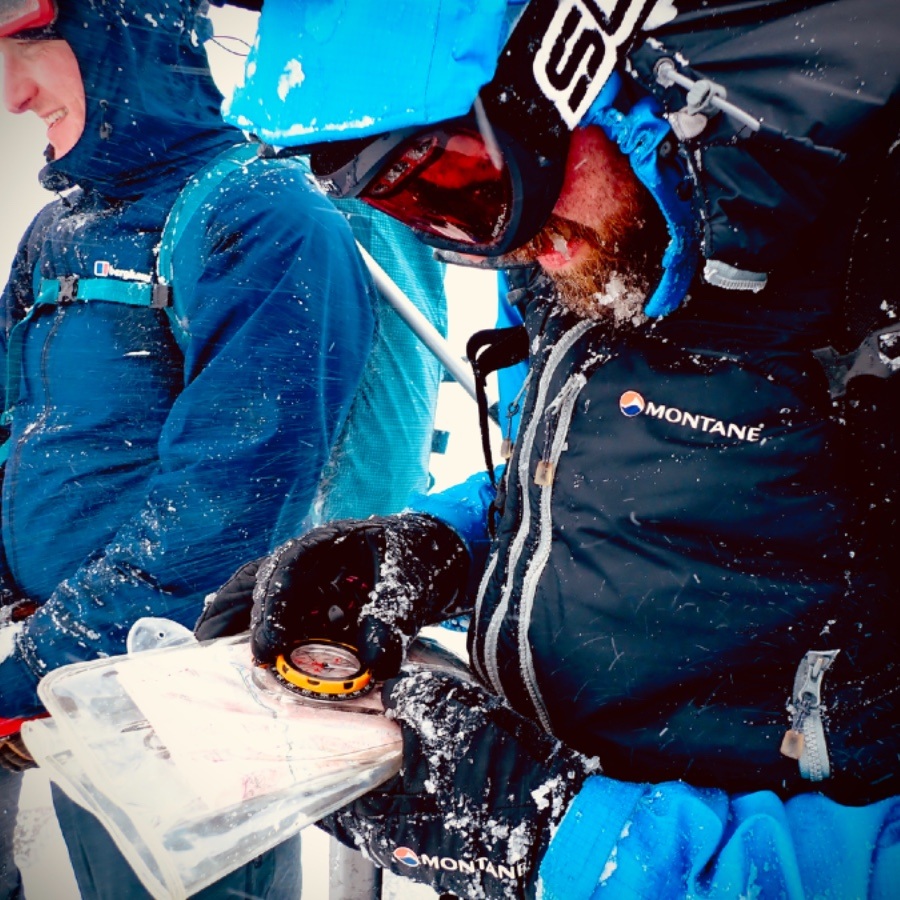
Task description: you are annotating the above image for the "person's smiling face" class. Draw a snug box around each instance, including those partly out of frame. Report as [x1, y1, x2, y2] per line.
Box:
[1, 37, 86, 159]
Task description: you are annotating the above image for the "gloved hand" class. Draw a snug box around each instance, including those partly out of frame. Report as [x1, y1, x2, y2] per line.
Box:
[194, 557, 263, 639]
[320, 668, 599, 899]
[196, 514, 471, 680]
[0, 597, 40, 627]
[1, 598, 46, 769]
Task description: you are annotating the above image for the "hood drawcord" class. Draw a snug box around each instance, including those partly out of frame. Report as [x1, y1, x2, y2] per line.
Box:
[98, 100, 113, 141]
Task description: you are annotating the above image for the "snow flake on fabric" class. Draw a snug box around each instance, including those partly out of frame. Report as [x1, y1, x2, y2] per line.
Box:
[277, 59, 305, 102]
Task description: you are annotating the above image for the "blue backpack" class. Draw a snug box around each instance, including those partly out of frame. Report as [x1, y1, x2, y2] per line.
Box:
[2, 143, 447, 522]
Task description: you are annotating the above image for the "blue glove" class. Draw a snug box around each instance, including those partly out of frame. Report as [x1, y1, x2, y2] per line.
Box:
[321, 669, 599, 899]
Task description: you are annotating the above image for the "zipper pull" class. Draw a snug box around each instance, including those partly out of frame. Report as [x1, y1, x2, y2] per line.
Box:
[501, 400, 520, 460]
[781, 649, 840, 780]
[779, 727, 805, 761]
[534, 459, 555, 486]
[502, 376, 530, 461]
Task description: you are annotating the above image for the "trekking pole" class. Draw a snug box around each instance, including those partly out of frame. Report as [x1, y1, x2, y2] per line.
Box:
[356, 243, 479, 403]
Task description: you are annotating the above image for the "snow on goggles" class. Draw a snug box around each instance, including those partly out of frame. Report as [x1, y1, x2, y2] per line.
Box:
[0, 0, 56, 37]
[309, 106, 568, 257]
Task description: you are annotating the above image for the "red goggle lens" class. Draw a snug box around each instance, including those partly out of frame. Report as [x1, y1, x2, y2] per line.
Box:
[0, 0, 56, 37]
[361, 128, 513, 250]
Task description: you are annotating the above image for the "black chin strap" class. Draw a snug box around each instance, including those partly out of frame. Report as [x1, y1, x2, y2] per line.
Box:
[466, 325, 530, 487]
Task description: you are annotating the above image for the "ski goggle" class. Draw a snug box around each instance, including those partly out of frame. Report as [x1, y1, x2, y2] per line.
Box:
[309, 107, 568, 258]
[302, 0, 658, 257]
[0, 0, 56, 37]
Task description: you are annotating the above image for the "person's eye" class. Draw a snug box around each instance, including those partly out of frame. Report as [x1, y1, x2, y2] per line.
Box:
[13, 40, 46, 59]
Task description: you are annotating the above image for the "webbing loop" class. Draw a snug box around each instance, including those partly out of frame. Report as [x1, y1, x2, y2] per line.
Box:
[36, 276, 163, 310]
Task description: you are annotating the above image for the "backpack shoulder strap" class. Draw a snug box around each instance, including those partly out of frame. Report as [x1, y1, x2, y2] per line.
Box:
[157, 141, 270, 348]
[21, 144, 265, 348]
[1, 144, 273, 460]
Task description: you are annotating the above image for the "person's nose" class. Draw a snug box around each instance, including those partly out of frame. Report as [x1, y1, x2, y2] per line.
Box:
[2, 53, 38, 115]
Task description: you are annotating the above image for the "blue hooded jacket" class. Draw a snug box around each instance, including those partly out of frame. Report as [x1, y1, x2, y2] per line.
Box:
[0, 0, 375, 717]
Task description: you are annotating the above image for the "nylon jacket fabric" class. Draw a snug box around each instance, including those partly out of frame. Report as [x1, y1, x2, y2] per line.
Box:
[626, 0, 899, 277]
[539, 776, 900, 899]
[416, 0, 898, 893]
[0, 0, 375, 717]
[472, 288, 896, 802]
[443, 0, 900, 804]
[314, 198, 448, 523]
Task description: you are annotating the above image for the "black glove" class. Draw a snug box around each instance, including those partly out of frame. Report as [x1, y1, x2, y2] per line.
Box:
[195, 557, 263, 640]
[0, 731, 36, 773]
[250, 514, 470, 679]
[320, 669, 599, 900]
[195, 514, 471, 680]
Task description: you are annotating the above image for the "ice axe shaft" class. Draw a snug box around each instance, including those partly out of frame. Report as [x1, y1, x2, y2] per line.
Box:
[357, 243, 479, 403]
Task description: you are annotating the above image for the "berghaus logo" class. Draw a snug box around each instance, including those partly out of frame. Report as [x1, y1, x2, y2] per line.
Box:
[93, 260, 152, 283]
[392, 846, 528, 881]
[619, 391, 763, 443]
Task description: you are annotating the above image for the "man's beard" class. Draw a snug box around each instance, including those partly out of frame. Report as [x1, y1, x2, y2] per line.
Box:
[509, 190, 667, 328]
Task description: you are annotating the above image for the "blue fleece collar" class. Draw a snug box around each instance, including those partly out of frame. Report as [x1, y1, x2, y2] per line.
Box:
[582, 74, 698, 317]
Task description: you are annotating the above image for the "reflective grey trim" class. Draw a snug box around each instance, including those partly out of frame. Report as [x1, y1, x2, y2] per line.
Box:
[470, 549, 498, 686]
[519, 370, 592, 732]
[478, 320, 594, 706]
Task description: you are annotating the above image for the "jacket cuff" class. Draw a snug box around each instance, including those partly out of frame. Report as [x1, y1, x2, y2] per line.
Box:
[537, 775, 645, 900]
[408, 470, 497, 562]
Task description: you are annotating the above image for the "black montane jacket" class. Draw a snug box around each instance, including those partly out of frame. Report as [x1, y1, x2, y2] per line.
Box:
[458, 0, 898, 805]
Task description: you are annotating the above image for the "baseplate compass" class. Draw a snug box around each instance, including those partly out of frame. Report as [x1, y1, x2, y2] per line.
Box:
[274, 640, 374, 702]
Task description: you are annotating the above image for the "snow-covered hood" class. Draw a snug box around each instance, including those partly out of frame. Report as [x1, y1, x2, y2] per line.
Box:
[43, 0, 231, 198]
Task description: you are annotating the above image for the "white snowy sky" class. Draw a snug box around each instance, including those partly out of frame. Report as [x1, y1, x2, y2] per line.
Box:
[0, 5, 500, 492]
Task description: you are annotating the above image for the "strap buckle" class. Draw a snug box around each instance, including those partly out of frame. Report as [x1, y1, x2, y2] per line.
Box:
[151, 282, 173, 309]
[57, 275, 78, 304]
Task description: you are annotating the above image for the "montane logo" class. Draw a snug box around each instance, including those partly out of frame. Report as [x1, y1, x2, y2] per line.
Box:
[534, 0, 655, 128]
[393, 847, 419, 867]
[619, 390, 645, 417]
[619, 391, 763, 442]
[392, 846, 527, 881]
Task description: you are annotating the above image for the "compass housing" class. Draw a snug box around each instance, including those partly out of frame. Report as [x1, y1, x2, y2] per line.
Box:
[274, 640, 374, 702]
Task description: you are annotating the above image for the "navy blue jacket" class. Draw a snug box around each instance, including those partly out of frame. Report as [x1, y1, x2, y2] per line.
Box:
[0, 0, 375, 717]
[421, 0, 899, 807]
